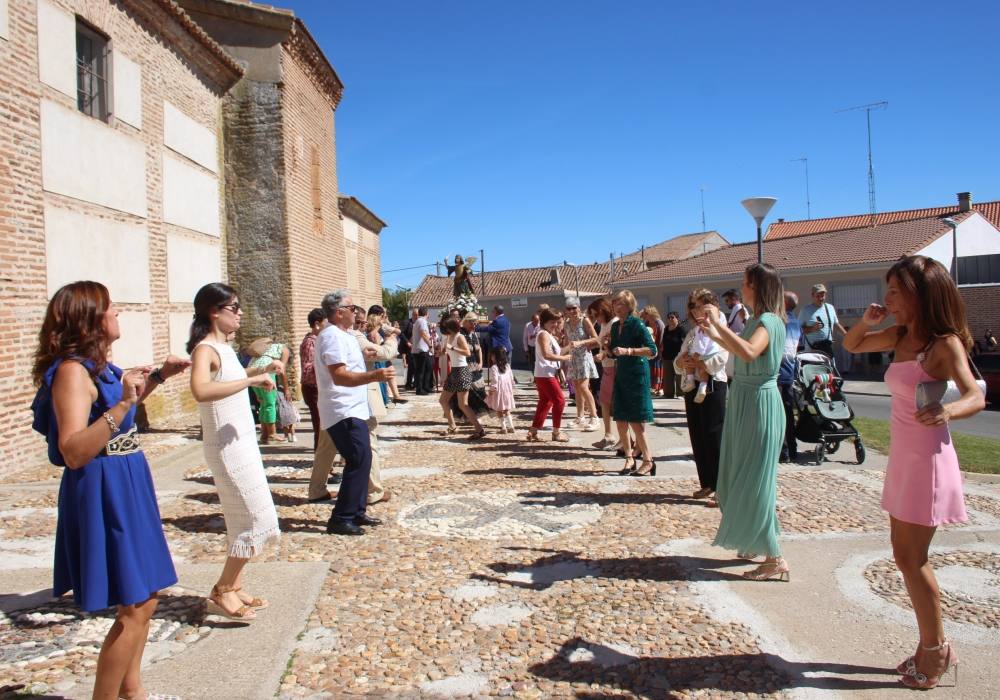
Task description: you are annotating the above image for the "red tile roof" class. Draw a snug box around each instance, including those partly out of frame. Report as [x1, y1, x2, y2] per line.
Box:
[618, 231, 728, 265]
[766, 200, 1000, 240]
[620, 212, 977, 285]
[410, 261, 639, 308]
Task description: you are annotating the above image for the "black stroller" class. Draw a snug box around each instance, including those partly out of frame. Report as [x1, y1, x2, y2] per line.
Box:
[791, 352, 865, 465]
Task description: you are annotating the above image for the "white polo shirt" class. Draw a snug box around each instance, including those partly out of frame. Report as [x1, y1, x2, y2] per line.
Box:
[315, 324, 371, 429]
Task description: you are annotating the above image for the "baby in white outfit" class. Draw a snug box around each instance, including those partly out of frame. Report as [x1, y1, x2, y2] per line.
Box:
[682, 328, 720, 403]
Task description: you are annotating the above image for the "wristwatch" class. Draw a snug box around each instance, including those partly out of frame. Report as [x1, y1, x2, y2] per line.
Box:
[150, 368, 166, 384]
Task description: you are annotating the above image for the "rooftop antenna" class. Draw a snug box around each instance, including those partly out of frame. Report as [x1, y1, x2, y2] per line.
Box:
[837, 100, 888, 226]
[700, 186, 707, 232]
[790, 157, 811, 219]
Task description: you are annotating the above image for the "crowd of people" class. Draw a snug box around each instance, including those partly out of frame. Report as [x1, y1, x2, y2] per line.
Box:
[28, 253, 985, 697]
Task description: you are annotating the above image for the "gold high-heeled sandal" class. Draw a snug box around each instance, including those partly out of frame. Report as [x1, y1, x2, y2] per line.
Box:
[742, 558, 790, 582]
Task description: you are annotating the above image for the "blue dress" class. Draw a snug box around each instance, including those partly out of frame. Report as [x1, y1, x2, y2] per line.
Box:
[32, 359, 177, 612]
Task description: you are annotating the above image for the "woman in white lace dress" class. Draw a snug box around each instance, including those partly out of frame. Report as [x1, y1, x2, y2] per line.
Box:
[188, 283, 281, 620]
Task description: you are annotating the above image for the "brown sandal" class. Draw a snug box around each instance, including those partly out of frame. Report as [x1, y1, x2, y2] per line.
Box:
[235, 585, 268, 610]
[208, 583, 257, 620]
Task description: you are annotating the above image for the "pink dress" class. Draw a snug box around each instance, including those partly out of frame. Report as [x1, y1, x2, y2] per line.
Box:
[486, 365, 516, 412]
[881, 359, 967, 526]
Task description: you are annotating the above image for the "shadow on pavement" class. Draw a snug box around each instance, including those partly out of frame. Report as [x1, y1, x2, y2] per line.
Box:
[529, 638, 899, 694]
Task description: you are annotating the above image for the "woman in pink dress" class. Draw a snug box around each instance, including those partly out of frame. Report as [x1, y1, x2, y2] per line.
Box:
[844, 255, 984, 690]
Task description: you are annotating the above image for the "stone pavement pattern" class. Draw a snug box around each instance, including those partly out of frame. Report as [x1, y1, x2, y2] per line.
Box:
[2, 383, 999, 699]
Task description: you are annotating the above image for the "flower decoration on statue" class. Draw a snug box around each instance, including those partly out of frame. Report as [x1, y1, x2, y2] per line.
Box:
[444, 292, 487, 318]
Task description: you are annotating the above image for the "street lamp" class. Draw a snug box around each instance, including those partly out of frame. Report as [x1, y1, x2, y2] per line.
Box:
[942, 217, 958, 284]
[563, 261, 581, 301]
[741, 197, 778, 264]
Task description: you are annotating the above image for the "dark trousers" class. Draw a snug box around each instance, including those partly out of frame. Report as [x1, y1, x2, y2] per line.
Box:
[683, 379, 727, 490]
[779, 383, 798, 459]
[412, 351, 433, 394]
[662, 357, 683, 398]
[327, 418, 371, 524]
[301, 383, 320, 450]
[526, 346, 536, 370]
[404, 353, 415, 389]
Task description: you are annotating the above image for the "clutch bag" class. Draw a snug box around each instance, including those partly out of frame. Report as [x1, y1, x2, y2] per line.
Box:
[914, 355, 987, 410]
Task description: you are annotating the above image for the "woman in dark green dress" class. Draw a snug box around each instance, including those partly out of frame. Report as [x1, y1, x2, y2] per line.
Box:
[610, 290, 658, 476]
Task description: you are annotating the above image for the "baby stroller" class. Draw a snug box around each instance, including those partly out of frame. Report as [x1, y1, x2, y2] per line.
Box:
[792, 352, 865, 465]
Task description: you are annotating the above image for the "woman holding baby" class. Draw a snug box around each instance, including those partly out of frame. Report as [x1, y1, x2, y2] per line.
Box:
[674, 289, 729, 506]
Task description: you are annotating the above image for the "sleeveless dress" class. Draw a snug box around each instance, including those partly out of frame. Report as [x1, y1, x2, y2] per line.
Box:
[444, 338, 473, 391]
[565, 317, 598, 381]
[31, 360, 177, 612]
[714, 313, 786, 558]
[882, 357, 967, 526]
[610, 315, 657, 423]
[197, 341, 280, 558]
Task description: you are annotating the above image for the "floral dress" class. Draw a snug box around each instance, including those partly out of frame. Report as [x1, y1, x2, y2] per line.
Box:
[565, 316, 598, 380]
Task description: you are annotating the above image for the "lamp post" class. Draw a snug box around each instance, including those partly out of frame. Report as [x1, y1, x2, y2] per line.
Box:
[942, 217, 958, 284]
[741, 197, 778, 264]
[563, 261, 580, 301]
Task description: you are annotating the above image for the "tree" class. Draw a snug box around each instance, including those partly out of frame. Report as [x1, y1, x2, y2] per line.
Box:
[382, 287, 410, 323]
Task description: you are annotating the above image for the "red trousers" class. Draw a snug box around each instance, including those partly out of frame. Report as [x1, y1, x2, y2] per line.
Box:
[532, 377, 565, 430]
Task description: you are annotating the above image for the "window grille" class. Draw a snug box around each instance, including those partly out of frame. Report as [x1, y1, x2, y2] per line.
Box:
[76, 20, 110, 122]
[958, 254, 1000, 285]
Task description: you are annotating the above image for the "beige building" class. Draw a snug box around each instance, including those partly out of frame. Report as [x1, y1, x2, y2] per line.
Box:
[339, 195, 388, 311]
[615, 205, 1000, 369]
[0, 0, 242, 474]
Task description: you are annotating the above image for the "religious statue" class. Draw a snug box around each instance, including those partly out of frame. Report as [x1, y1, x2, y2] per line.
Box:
[444, 254, 477, 297]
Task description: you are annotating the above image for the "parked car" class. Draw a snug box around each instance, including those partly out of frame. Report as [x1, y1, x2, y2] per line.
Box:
[975, 352, 1000, 407]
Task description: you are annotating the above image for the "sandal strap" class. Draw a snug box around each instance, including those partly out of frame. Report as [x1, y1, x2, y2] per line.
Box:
[212, 583, 239, 595]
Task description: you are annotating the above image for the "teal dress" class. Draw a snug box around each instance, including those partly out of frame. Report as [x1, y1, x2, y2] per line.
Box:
[713, 312, 786, 557]
[610, 315, 657, 423]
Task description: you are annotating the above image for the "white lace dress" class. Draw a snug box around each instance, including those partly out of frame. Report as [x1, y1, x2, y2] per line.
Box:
[196, 341, 280, 558]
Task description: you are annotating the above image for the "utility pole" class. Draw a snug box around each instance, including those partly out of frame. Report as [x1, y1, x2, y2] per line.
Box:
[435, 260, 441, 276]
[700, 187, 707, 231]
[790, 157, 811, 219]
[837, 101, 888, 226]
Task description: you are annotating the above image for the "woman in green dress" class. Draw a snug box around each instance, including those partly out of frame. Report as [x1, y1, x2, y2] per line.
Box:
[697, 263, 789, 581]
[610, 290, 658, 476]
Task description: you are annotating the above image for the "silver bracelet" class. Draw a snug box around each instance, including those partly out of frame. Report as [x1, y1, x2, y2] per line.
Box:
[102, 411, 119, 434]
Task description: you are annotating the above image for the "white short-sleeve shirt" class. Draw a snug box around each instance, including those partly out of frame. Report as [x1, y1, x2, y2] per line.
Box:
[412, 317, 430, 353]
[315, 324, 370, 429]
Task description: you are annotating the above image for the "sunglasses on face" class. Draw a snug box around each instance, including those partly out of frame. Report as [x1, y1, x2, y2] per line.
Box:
[220, 302, 241, 313]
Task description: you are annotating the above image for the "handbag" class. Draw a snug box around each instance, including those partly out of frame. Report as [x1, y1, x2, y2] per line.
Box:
[915, 354, 987, 410]
[276, 392, 301, 427]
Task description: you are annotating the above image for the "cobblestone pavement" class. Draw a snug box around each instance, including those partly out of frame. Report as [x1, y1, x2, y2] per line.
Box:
[2, 384, 1000, 699]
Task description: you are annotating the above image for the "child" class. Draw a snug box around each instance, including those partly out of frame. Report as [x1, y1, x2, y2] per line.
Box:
[486, 347, 516, 433]
[681, 326, 721, 404]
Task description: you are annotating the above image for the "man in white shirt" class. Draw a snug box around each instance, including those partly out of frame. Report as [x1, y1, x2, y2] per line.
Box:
[523, 314, 540, 369]
[722, 289, 748, 334]
[316, 289, 395, 536]
[410, 306, 433, 395]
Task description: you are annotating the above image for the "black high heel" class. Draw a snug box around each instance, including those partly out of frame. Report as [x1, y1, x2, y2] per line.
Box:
[632, 459, 657, 477]
[618, 455, 637, 475]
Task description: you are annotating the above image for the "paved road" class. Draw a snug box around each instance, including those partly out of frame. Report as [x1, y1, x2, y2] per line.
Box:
[847, 393, 1000, 439]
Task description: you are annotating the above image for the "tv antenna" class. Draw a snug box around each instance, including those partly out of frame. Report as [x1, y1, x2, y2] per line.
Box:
[699, 186, 707, 232]
[790, 157, 811, 219]
[837, 100, 888, 225]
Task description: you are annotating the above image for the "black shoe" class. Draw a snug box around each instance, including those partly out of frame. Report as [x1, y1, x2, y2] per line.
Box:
[415, 391, 429, 396]
[326, 520, 364, 536]
[618, 456, 637, 475]
[779, 452, 789, 463]
[308, 493, 333, 503]
[394, 398, 409, 404]
[328, 473, 341, 485]
[354, 514, 382, 526]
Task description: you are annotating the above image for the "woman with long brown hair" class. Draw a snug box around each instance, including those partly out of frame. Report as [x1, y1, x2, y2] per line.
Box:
[697, 264, 788, 580]
[31, 281, 189, 700]
[844, 255, 983, 689]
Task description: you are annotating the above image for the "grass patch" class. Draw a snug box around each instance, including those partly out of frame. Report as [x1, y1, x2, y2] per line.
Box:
[852, 416, 1000, 475]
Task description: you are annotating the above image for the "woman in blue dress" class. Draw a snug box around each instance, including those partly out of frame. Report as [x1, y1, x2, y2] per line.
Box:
[31, 281, 190, 700]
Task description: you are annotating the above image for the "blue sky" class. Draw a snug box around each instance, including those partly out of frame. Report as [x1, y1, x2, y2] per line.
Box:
[280, 0, 1000, 290]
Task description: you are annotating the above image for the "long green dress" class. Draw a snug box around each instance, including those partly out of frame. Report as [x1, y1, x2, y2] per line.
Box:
[610, 315, 657, 423]
[713, 312, 786, 557]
